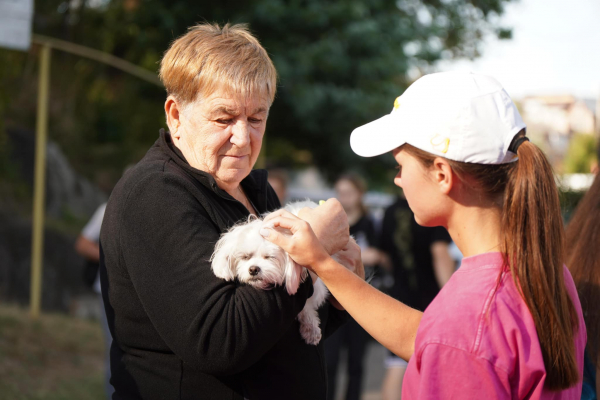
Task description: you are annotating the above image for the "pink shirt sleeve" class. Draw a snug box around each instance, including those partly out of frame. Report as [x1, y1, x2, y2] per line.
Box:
[408, 343, 512, 399]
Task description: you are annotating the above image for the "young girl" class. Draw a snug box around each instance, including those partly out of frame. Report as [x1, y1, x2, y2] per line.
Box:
[261, 72, 586, 398]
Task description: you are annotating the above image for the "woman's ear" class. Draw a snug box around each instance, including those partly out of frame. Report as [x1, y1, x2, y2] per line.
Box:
[165, 96, 182, 137]
[432, 157, 454, 195]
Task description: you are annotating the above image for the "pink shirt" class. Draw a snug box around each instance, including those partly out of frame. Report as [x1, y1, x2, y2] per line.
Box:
[402, 252, 586, 399]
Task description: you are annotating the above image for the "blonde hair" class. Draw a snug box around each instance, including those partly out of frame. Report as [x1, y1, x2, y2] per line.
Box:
[159, 23, 277, 105]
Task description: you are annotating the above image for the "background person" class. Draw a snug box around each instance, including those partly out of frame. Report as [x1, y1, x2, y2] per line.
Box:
[325, 173, 385, 400]
[100, 23, 363, 400]
[75, 202, 112, 399]
[267, 168, 289, 204]
[379, 193, 454, 400]
[566, 169, 600, 400]
[261, 71, 586, 398]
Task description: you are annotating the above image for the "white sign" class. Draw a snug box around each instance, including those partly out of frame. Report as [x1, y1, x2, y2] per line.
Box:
[0, 0, 34, 51]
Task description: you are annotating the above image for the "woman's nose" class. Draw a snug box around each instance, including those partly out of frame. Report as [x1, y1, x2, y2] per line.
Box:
[231, 121, 251, 147]
[249, 266, 261, 276]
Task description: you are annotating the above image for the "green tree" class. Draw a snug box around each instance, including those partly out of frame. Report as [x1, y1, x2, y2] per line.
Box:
[0, 0, 515, 191]
[563, 133, 598, 174]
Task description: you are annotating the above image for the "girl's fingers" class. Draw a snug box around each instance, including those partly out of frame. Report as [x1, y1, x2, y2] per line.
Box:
[263, 209, 298, 223]
[262, 210, 283, 222]
[261, 215, 329, 267]
[260, 224, 291, 249]
[262, 215, 304, 234]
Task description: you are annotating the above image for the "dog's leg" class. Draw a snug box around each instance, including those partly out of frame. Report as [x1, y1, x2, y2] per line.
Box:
[298, 279, 329, 345]
[298, 304, 322, 345]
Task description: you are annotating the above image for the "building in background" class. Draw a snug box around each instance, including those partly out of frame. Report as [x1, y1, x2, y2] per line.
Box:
[520, 95, 597, 166]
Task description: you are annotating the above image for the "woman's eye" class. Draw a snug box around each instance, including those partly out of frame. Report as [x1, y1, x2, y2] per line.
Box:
[395, 165, 402, 173]
[248, 118, 262, 124]
[216, 119, 233, 125]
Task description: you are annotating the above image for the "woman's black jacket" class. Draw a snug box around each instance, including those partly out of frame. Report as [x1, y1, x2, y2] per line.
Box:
[99, 130, 347, 400]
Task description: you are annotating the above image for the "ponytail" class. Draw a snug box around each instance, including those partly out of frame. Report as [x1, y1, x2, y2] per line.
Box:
[403, 135, 580, 390]
[502, 138, 579, 390]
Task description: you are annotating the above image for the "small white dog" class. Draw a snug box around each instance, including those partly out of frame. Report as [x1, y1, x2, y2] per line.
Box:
[210, 201, 330, 345]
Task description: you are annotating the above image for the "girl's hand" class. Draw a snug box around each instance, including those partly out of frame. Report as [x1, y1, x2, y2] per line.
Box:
[260, 211, 330, 270]
[264, 199, 349, 255]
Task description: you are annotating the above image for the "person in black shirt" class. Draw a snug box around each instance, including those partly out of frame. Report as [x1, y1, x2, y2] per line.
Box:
[325, 174, 386, 400]
[379, 194, 454, 400]
[99, 23, 364, 400]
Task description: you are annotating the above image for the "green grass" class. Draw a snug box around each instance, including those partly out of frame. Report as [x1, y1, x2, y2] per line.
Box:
[0, 304, 106, 400]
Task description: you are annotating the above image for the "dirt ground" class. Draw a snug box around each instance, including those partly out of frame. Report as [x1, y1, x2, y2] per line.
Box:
[0, 304, 105, 400]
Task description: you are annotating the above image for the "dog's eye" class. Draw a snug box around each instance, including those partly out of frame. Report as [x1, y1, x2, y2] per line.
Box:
[241, 254, 252, 260]
[263, 255, 275, 260]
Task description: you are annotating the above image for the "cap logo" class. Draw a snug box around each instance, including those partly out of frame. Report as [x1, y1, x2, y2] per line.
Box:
[430, 134, 450, 154]
[393, 97, 401, 109]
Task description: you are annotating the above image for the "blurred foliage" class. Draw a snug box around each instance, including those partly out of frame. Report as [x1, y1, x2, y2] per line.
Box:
[0, 0, 515, 191]
[560, 189, 587, 223]
[562, 133, 598, 174]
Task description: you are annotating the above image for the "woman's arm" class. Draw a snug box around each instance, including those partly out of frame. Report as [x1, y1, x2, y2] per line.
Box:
[261, 211, 422, 361]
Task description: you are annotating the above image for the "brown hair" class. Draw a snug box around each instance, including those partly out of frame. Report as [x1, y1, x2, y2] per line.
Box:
[566, 173, 600, 369]
[159, 23, 277, 105]
[403, 131, 579, 390]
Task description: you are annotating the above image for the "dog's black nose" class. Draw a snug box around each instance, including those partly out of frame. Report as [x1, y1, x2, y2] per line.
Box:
[249, 266, 261, 276]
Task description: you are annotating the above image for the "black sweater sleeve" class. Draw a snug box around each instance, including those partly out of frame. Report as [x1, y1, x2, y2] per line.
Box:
[320, 303, 349, 340]
[119, 172, 313, 376]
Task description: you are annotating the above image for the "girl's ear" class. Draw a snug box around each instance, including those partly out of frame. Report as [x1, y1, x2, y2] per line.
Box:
[284, 254, 306, 295]
[210, 231, 238, 281]
[432, 157, 454, 194]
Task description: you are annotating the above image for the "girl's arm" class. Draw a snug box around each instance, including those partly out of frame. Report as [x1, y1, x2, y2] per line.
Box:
[261, 211, 422, 361]
[316, 256, 422, 360]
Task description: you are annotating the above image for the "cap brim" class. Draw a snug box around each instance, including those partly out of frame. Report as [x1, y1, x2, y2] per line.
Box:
[350, 114, 406, 157]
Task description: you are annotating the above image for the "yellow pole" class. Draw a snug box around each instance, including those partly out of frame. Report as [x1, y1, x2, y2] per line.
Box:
[30, 43, 51, 319]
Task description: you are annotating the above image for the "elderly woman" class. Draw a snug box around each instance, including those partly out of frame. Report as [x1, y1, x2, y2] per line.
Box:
[99, 23, 363, 400]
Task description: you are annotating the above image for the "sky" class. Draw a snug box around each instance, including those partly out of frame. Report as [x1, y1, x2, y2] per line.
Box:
[438, 0, 600, 100]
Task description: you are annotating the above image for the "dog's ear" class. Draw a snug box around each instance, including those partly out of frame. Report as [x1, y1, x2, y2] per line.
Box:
[284, 254, 306, 295]
[210, 230, 238, 281]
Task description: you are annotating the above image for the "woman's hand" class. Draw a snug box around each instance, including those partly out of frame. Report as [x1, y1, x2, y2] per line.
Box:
[334, 238, 365, 280]
[260, 211, 330, 271]
[264, 199, 349, 255]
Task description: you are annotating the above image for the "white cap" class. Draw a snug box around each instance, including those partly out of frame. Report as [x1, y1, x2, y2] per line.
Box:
[350, 71, 526, 164]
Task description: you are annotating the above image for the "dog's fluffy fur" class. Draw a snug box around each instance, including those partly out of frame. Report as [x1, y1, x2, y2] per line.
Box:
[210, 201, 329, 345]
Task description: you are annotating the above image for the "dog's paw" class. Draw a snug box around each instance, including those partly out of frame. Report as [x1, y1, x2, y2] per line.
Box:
[300, 321, 322, 345]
